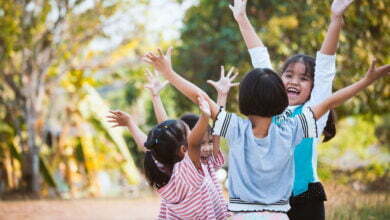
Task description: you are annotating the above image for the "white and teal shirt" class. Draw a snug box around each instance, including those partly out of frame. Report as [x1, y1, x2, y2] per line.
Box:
[249, 47, 336, 196]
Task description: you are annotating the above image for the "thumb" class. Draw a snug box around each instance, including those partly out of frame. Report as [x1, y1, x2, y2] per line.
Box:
[167, 47, 173, 59]
[207, 80, 217, 87]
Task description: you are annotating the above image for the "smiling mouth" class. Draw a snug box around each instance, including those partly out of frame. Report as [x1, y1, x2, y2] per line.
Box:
[286, 87, 300, 96]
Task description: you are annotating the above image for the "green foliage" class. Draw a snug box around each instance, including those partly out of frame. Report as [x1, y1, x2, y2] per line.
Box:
[174, 0, 389, 118]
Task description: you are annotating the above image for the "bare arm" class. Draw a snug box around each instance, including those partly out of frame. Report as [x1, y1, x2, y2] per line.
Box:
[312, 61, 390, 119]
[207, 66, 240, 155]
[187, 96, 211, 167]
[144, 69, 169, 123]
[143, 48, 220, 120]
[230, 0, 264, 49]
[107, 110, 147, 152]
[320, 0, 354, 55]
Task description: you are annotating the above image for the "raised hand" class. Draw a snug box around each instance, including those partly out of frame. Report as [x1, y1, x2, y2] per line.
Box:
[143, 48, 173, 75]
[331, 0, 354, 18]
[198, 95, 211, 118]
[364, 60, 390, 82]
[106, 110, 132, 128]
[207, 66, 240, 95]
[144, 69, 169, 96]
[229, 0, 248, 21]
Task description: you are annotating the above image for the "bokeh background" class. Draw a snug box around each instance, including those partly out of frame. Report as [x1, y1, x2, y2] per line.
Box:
[0, 0, 389, 219]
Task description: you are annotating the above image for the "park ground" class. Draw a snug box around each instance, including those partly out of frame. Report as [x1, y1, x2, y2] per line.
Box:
[1, 182, 389, 220]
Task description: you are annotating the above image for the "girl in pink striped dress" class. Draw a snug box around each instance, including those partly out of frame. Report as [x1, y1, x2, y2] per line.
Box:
[143, 95, 228, 219]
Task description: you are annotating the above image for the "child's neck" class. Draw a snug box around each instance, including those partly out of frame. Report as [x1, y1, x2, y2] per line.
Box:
[248, 115, 272, 138]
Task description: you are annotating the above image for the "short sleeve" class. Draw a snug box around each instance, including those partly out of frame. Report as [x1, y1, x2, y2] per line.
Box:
[212, 109, 238, 139]
[291, 107, 318, 147]
[248, 46, 273, 69]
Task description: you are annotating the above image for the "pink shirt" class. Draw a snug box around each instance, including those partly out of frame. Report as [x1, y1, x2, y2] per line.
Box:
[157, 151, 228, 219]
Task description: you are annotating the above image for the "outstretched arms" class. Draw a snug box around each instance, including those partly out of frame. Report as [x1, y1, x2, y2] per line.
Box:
[106, 110, 147, 152]
[312, 61, 390, 119]
[144, 69, 169, 123]
[143, 48, 220, 120]
[320, 0, 354, 55]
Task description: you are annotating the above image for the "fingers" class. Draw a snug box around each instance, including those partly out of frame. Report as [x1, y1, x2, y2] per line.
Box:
[230, 71, 239, 81]
[161, 81, 169, 88]
[227, 67, 235, 78]
[231, 82, 240, 87]
[368, 59, 377, 72]
[220, 66, 225, 78]
[166, 47, 173, 59]
[207, 80, 217, 88]
[157, 48, 164, 57]
[228, 4, 234, 11]
[145, 69, 154, 81]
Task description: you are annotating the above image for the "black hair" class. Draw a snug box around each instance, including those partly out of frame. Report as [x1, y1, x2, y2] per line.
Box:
[180, 114, 199, 130]
[281, 54, 336, 142]
[143, 120, 188, 189]
[239, 68, 288, 117]
[281, 54, 315, 80]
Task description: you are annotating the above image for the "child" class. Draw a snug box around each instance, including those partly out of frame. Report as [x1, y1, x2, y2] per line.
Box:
[143, 47, 389, 219]
[230, 0, 353, 218]
[107, 68, 238, 219]
[108, 96, 229, 219]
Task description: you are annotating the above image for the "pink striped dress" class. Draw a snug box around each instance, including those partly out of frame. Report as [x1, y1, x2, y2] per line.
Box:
[157, 151, 228, 219]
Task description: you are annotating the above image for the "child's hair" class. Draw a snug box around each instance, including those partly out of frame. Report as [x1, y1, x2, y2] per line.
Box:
[281, 54, 336, 142]
[180, 113, 199, 129]
[144, 120, 188, 189]
[180, 113, 212, 137]
[239, 68, 288, 117]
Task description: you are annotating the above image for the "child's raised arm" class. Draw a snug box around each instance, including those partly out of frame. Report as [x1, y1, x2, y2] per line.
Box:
[230, 0, 272, 69]
[143, 48, 220, 120]
[230, 0, 263, 49]
[207, 66, 239, 155]
[144, 69, 169, 123]
[311, 60, 390, 120]
[106, 110, 147, 152]
[320, 0, 354, 55]
[187, 96, 212, 167]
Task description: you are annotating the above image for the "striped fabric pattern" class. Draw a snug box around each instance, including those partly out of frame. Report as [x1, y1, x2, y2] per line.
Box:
[157, 152, 228, 220]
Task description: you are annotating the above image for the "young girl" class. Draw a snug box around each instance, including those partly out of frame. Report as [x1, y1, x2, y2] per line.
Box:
[143, 47, 389, 219]
[108, 95, 228, 219]
[107, 68, 238, 219]
[230, 0, 353, 218]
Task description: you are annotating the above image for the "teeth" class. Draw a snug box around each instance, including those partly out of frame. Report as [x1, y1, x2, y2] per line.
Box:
[287, 88, 300, 94]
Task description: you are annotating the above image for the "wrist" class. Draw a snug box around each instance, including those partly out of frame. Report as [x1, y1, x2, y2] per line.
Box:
[236, 14, 249, 24]
[331, 14, 344, 24]
[218, 92, 229, 97]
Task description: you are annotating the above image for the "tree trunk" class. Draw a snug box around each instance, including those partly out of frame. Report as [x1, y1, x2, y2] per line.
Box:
[22, 98, 40, 196]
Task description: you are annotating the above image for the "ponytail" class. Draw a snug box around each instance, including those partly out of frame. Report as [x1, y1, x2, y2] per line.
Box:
[143, 120, 188, 189]
[322, 109, 336, 142]
[144, 151, 171, 189]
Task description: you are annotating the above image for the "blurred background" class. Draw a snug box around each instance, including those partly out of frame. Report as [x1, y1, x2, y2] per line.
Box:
[0, 0, 388, 219]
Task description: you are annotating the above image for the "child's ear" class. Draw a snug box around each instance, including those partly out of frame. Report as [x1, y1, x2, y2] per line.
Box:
[178, 145, 186, 157]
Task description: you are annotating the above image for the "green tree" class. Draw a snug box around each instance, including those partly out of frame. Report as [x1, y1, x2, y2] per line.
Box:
[0, 0, 141, 196]
[173, 0, 389, 116]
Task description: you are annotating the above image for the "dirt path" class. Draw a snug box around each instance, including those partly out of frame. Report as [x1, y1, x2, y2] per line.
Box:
[0, 196, 161, 220]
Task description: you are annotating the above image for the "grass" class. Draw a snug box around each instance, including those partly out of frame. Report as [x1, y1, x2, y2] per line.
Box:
[324, 182, 390, 220]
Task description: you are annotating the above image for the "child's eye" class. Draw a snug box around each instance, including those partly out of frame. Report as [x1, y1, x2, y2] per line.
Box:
[284, 74, 292, 78]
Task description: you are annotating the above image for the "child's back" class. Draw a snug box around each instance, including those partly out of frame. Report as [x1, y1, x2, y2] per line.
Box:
[213, 107, 317, 212]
